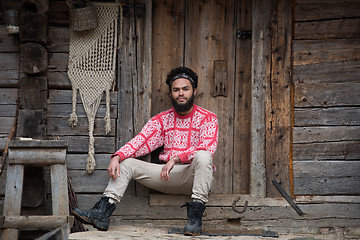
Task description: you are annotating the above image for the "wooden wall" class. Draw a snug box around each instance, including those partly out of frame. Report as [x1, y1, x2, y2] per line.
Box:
[292, 0, 360, 195]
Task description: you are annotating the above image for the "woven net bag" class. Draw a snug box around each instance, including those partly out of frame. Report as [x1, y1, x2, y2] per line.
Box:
[68, 0, 98, 31]
[67, 2, 122, 174]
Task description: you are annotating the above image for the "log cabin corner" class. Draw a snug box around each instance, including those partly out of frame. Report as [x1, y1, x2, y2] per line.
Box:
[0, 0, 359, 238]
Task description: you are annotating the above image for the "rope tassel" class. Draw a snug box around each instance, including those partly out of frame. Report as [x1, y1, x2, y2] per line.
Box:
[67, 2, 122, 173]
[69, 88, 79, 127]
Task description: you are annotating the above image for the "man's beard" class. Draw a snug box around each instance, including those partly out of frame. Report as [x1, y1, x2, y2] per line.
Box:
[171, 94, 195, 114]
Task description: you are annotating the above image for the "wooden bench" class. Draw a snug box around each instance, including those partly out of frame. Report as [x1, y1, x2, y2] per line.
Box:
[0, 140, 72, 240]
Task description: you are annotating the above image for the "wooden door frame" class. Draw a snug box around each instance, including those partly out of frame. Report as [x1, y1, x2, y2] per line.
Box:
[250, 0, 293, 197]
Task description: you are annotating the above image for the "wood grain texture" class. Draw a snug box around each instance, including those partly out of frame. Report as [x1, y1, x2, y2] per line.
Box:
[293, 141, 360, 161]
[295, 18, 360, 40]
[293, 39, 360, 66]
[265, 0, 292, 197]
[151, 0, 185, 116]
[294, 82, 360, 107]
[250, 0, 271, 197]
[295, 1, 360, 21]
[185, 0, 236, 194]
[294, 107, 360, 126]
[233, 0, 252, 194]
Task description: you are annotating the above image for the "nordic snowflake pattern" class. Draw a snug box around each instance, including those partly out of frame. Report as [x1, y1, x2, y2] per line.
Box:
[113, 105, 218, 164]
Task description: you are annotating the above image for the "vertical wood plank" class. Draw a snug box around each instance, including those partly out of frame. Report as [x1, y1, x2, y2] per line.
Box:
[2, 164, 24, 240]
[250, 0, 271, 197]
[118, 1, 136, 148]
[3, 164, 24, 216]
[185, 0, 236, 194]
[51, 163, 69, 215]
[265, 0, 293, 197]
[151, 0, 185, 116]
[233, 0, 252, 194]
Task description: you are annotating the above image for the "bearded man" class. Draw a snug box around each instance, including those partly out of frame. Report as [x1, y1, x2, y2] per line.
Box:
[72, 67, 219, 236]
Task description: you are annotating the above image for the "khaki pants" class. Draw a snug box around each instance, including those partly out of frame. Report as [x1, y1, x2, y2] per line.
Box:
[104, 150, 214, 203]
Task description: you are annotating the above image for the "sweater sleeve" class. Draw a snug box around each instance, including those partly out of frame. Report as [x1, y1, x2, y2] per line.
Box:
[111, 117, 164, 161]
[178, 114, 219, 164]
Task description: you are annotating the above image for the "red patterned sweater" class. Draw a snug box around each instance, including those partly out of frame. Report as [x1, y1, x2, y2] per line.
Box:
[112, 104, 219, 164]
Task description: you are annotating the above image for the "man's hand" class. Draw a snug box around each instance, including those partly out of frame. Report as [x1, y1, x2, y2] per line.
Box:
[107, 155, 121, 179]
[160, 156, 180, 181]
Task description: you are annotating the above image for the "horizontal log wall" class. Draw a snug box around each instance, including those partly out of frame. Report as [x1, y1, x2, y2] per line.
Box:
[293, 0, 360, 195]
[0, 25, 19, 157]
[46, 21, 117, 194]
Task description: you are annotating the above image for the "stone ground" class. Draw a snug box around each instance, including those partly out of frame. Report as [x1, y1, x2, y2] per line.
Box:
[69, 225, 360, 240]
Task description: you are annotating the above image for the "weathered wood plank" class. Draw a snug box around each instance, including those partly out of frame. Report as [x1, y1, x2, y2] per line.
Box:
[67, 170, 109, 193]
[3, 215, 69, 229]
[149, 194, 288, 207]
[78, 193, 360, 220]
[0, 54, 19, 87]
[53, 136, 115, 153]
[47, 118, 116, 136]
[0, 104, 16, 117]
[293, 60, 360, 84]
[48, 52, 68, 72]
[0, 88, 18, 104]
[8, 148, 66, 165]
[0, 25, 20, 53]
[17, 110, 46, 139]
[293, 126, 360, 143]
[66, 154, 110, 170]
[117, 2, 135, 148]
[0, 117, 13, 134]
[151, 0, 184, 116]
[294, 82, 360, 107]
[48, 90, 117, 104]
[294, 18, 360, 40]
[51, 164, 69, 215]
[295, 2, 360, 21]
[0, 135, 8, 152]
[47, 103, 117, 118]
[185, 0, 236, 194]
[233, 0, 252, 194]
[19, 76, 48, 110]
[293, 161, 360, 177]
[294, 107, 360, 126]
[47, 26, 69, 53]
[293, 141, 360, 161]
[295, 195, 360, 204]
[265, 0, 292, 197]
[293, 39, 360, 66]
[3, 164, 24, 216]
[250, 0, 271, 197]
[48, 0, 69, 26]
[294, 176, 360, 195]
[48, 72, 71, 89]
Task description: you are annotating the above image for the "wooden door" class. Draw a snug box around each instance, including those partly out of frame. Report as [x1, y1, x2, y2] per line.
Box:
[152, 0, 252, 194]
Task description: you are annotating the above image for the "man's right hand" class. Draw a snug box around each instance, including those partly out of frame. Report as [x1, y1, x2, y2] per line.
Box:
[107, 155, 121, 179]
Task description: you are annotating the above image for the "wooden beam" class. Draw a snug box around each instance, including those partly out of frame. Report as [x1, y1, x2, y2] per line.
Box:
[265, 0, 293, 197]
[250, 0, 271, 197]
[2, 215, 69, 230]
[149, 194, 288, 207]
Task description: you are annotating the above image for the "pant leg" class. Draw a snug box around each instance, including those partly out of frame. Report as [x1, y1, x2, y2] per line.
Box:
[104, 151, 213, 203]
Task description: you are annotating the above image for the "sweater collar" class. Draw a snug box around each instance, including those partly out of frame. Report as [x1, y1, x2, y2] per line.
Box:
[173, 104, 197, 119]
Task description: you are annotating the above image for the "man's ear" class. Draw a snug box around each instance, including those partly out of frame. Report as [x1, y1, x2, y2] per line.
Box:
[194, 88, 197, 96]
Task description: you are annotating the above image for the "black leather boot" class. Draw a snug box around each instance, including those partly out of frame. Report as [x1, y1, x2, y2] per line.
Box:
[72, 196, 116, 231]
[182, 201, 206, 236]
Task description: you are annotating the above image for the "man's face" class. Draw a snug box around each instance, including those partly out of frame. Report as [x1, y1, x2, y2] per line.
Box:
[170, 78, 197, 114]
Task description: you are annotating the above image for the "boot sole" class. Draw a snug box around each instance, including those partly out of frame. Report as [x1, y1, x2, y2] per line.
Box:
[71, 209, 109, 231]
[184, 230, 201, 236]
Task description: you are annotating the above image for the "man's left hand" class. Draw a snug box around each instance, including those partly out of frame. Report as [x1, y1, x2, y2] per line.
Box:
[160, 156, 180, 181]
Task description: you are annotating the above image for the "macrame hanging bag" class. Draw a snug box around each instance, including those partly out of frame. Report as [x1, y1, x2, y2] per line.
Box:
[68, 2, 122, 174]
[67, 0, 98, 31]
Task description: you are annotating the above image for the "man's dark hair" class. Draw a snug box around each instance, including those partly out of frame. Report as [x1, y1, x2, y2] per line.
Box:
[166, 67, 198, 91]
